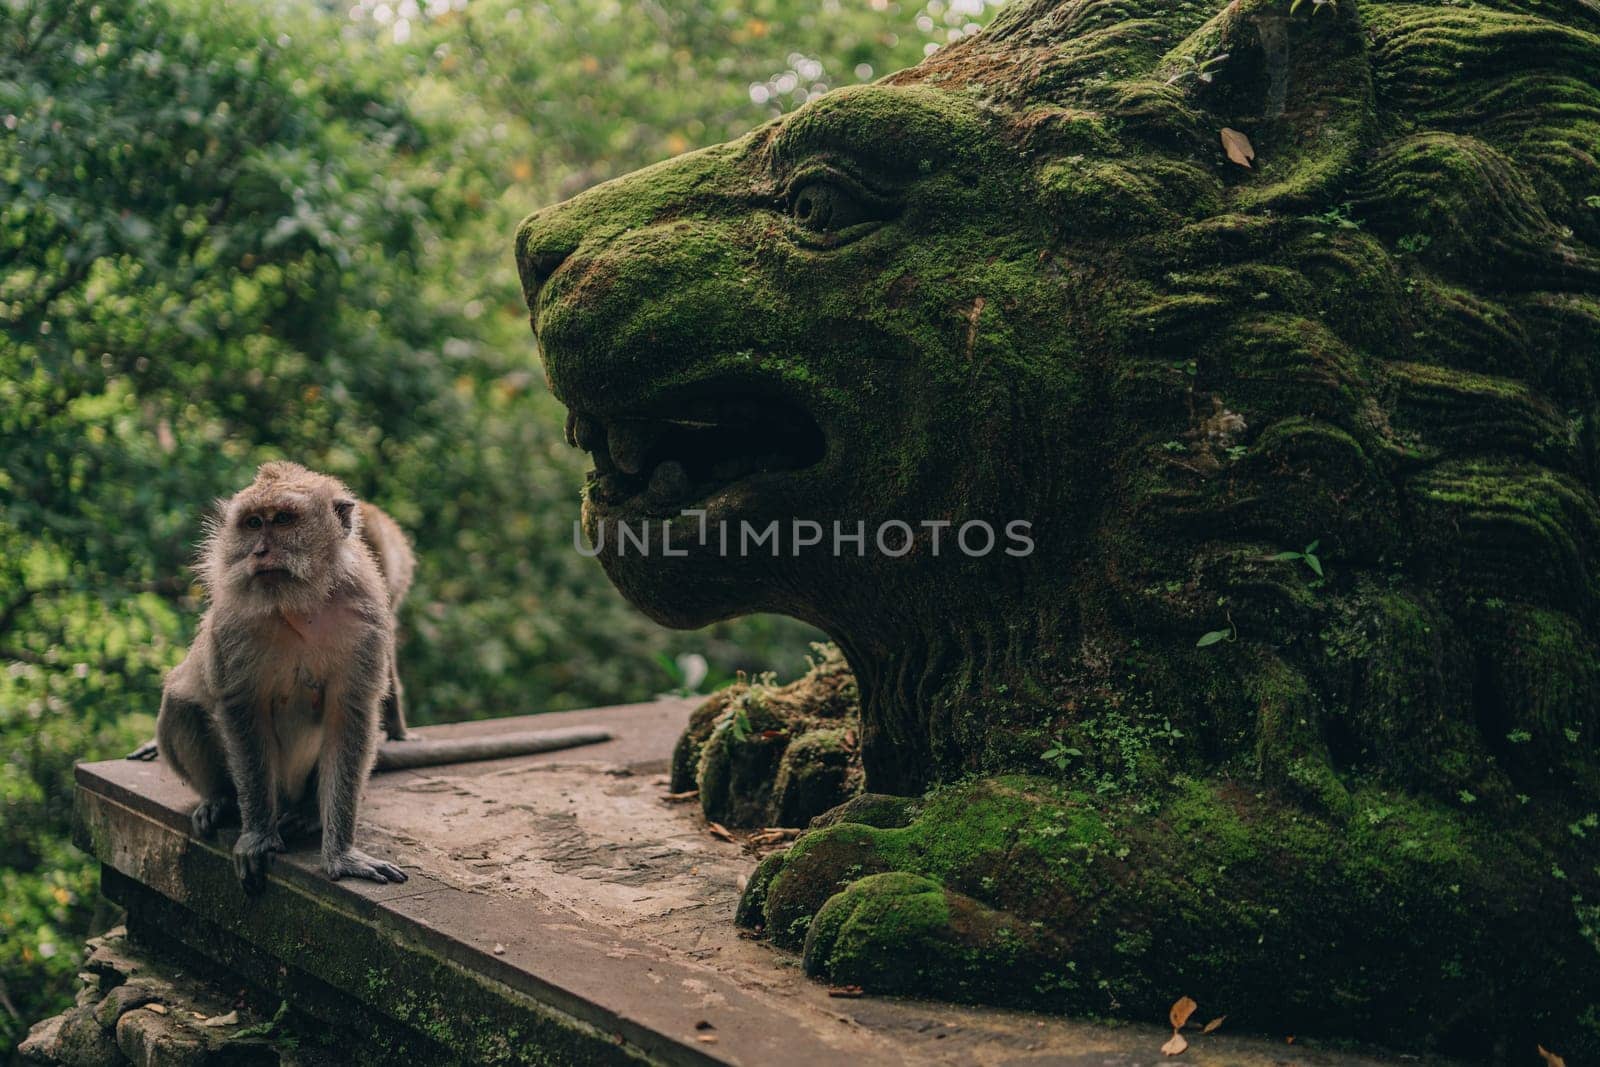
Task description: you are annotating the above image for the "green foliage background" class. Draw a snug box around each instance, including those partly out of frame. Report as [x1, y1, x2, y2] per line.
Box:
[0, 0, 998, 1043]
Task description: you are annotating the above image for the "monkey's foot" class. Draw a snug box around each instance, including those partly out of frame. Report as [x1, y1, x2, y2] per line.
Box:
[232, 829, 284, 895]
[126, 739, 159, 761]
[189, 797, 238, 838]
[384, 729, 423, 742]
[324, 848, 407, 884]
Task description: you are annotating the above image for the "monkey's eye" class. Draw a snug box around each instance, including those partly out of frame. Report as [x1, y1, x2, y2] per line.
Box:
[273, 511, 296, 527]
[245, 515, 264, 530]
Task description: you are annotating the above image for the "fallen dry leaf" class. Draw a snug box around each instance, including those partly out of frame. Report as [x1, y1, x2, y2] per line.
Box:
[492, 943, 506, 955]
[1220, 127, 1255, 168]
[757, 729, 788, 740]
[828, 985, 865, 998]
[1202, 1015, 1225, 1034]
[200, 1010, 239, 1028]
[1169, 996, 1198, 1030]
[1537, 1045, 1566, 1067]
[707, 822, 736, 842]
[696, 1034, 719, 1044]
[145, 1003, 167, 1016]
[661, 790, 699, 804]
[694, 1020, 715, 1031]
[1162, 1032, 1189, 1056]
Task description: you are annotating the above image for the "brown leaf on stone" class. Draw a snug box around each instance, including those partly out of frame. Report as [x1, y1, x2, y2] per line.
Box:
[707, 822, 736, 842]
[661, 790, 699, 804]
[1162, 1032, 1189, 1056]
[146, 1003, 167, 1015]
[697, 1034, 719, 1043]
[1220, 127, 1255, 168]
[1537, 1046, 1567, 1067]
[1202, 1015, 1225, 1034]
[199, 1010, 238, 1028]
[1169, 996, 1198, 1030]
[828, 985, 865, 998]
[758, 729, 788, 740]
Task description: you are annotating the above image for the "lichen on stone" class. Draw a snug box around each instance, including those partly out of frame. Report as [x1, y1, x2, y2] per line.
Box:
[518, 0, 1600, 1056]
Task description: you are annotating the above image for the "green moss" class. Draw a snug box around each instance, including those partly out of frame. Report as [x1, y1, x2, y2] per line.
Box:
[516, 0, 1600, 1053]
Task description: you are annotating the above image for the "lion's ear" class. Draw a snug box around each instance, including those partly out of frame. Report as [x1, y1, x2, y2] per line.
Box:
[1163, 0, 1372, 210]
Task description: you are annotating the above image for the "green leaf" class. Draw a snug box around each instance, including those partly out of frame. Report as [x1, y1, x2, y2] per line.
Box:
[1196, 629, 1230, 648]
[1305, 554, 1324, 577]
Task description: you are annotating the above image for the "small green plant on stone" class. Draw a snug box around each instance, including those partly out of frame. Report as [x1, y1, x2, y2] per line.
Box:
[1302, 204, 1361, 229]
[1041, 736, 1084, 772]
[1196, 613, 1237, 648]
[1165, 51, 1230, 87]
[1270, 540, 1325, 577]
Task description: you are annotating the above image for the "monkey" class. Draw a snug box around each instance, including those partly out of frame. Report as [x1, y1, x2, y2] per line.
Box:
[358, 500, 417, 742]
[149, 461, 408, 892]
[128, 462, 617, 894]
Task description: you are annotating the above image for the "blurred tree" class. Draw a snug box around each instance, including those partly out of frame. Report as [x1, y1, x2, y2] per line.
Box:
[0, 0, 998, 1040]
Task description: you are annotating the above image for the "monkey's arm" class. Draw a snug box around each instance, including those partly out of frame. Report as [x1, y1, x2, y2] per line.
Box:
[212, 686, 281, 894]
[319, 636, 407, 885]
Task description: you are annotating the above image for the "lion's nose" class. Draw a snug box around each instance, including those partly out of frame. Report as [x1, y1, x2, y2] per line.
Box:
[525, 248, 571, 287]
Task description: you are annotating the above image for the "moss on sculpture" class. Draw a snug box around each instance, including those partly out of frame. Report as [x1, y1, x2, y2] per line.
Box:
[518, 0, 1600, 1056]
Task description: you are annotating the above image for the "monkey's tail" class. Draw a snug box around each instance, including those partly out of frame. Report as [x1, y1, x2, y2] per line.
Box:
[372, 726, 612, 771]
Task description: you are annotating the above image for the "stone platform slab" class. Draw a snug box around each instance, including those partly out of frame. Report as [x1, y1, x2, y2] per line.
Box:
[74, 699, 1448, 1066]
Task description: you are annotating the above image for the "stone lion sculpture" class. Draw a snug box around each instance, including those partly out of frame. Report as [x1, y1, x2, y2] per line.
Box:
[518, 0, 1600, 1055]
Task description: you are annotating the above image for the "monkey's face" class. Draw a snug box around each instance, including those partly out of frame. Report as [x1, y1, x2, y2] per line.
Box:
[210, 464, 358, 615]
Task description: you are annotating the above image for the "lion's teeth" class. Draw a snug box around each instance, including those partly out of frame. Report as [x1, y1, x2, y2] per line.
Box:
[573, 414, 603, 452]
[608, 422, 657, 475]
[646, 460, 690, 504]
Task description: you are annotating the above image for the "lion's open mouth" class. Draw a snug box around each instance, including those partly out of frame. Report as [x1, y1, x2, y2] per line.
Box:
[566, 392, 826, 510]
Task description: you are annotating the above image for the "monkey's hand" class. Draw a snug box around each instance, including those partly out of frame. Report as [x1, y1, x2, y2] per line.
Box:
[324, 848, 408, 885]
[384, 729, 423, 742]
[190, 797, 238, 838]
[126, 740, 159, 761]
[232, 829, 284, 895]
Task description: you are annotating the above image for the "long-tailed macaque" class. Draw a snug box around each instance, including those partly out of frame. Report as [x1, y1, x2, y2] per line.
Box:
[153, 462, 408, 892]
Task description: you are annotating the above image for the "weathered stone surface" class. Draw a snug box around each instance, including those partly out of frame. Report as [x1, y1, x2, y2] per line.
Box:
[54, 1007, 125, 1067]
[113, 1011, 207, 1067]
[18, 928, 287, 1067]
[514, 0, 1600, 1056]
[18, 1014, 66, 1063]
[73, 702, 1448, 1065]
[94, 981, 165, 1030]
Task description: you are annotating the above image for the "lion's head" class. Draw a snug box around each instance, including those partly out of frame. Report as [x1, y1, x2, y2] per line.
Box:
[519, 0, 1600, 811]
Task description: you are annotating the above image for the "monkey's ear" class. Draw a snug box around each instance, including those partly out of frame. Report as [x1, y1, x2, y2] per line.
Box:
[333, 498, 357, 535]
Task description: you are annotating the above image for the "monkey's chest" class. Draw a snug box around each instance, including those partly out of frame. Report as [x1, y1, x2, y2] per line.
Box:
[270, 666, 328, 803]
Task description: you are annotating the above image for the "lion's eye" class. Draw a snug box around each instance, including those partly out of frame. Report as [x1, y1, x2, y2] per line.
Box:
[245, 515, 264, 530]
[789, 179, 872, 234]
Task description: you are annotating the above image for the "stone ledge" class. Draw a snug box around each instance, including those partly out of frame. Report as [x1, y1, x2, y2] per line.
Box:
[71, 698, 1438, 1066]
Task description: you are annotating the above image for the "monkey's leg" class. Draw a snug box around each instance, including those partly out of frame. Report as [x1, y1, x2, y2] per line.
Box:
[214, 691, 282, 894]
[380, 658, 418, 742]
[319, 678, 407, 885]
[276, 767, 321, 845]
[156, 694, 238, 838]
